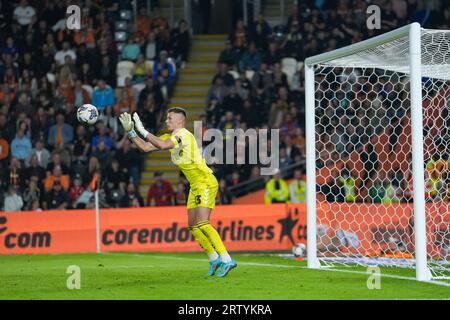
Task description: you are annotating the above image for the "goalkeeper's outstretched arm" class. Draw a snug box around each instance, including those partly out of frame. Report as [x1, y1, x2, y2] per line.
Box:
[119, 112, 158, 153]
[130, 135, 158, 153]
[132, 112, 174, 150]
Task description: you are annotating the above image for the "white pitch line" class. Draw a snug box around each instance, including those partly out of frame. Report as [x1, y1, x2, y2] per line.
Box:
[103, 252, 450, 288]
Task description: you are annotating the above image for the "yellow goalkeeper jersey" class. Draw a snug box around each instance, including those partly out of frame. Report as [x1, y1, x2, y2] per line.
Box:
[159, 128, 214, 186]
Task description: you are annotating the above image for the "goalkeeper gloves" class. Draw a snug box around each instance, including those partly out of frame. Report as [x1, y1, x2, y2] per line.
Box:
[119, 112, 137, 139]
[133, 112, 150, 139]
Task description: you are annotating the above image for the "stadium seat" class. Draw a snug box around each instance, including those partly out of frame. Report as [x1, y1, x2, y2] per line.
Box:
[116, 42, 125, 53]
[133, 83, 146, 97]
[168, 57, 177, 75]
[115, 21, 127, 31]
[82, 84, 94, 97]
[120, 10, 132, 20]
[145, 60, 154, 72]
[116, 61, 135, 87]
[115, 31, 128, 43]
[282, 57, 298, 87]
[46, 72, 56, 84]
[297, 61, 304, 71]
[245, 70, 255, 80]
[228, 70, 239, 79]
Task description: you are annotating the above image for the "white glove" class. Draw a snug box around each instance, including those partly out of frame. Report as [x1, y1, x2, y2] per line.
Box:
[119, 112, 134, 132]
[133, 112, 149, 138]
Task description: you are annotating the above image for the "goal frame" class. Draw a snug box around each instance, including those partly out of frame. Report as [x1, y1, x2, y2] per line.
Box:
[304, 23, 430, 281]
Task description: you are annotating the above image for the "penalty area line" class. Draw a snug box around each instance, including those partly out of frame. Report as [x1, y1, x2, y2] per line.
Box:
[103, 252, 450, 287]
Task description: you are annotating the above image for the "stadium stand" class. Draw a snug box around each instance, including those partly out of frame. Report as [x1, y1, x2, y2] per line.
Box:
[1, 0, 450, 211]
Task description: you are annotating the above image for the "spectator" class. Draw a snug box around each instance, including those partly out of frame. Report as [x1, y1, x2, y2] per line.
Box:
[47, 111, 74, 148]
[131, 54, 153, 84]
[251, 62, 273, 97]
[227, 170, 241, 187]
[171, 19, 190, 68]
[239, 42, 262, 71]
[70, 125, 91, 164]
[239, 99, 259, 128]
[212, 63, 235, 87]
[115, 138, 141, 187]
[104, 159, 129, 189]
[97, 56, 116, 88]
[289, 170, 306, 203]
[91, 140, 113, 169]
[229, 19, 247, 54]
[206, 77, 227, 105]
[152, 50, 175, 96]
[136, 7, 151, 37]
[13, 0, 36, 31]
[91, 79, 115, 112]
[221, 86, 243, 114]
[2, 37, 19, 62]
[216, 179, 233, 205]
[139, 95, 159, 134]
[138, 76, 163, 108]
[57, 65, 75, 104]
[147, 172, 174, 206]
[279, 147, 292, 175]
[73, 80, 91, 106]
[271, 62, 289, 89]
[3, 185, 23, 212]
[143, 31, 159, 61]
[11, 128, 32, 162]
[218, 111, 239, 132]
[22, 177, 41, 210]
[121, 37, 141, 62]
[263, 41, 282, 66]
[339, 168, 356, 203]
[0, 113, 15, 142]
[44, 165, 70, 192]
[74, 183, 95, 209]
[7, 157, 24, 189]
[54, 41, 77, 66]
[78, 63, 95, 86]
[218, 40, 239, 67]
[43, 182, 69, 210]
[15, 92, 33, 117]
[0, 135, 9, 164]
[91, 122, 113, 151]
[264, 169, 290, 204]
[368, 178, 385, 204]
[23, 154, 46, 186]
[120, 182, 144, 207]
[382, 180, 402, 204]
[174, 181, 187, 206]
[68, 174, 85, 207]
[46, 153, 70, 176]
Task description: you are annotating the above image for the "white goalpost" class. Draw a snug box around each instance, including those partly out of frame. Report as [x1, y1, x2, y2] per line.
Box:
[305, 23, 450, 281]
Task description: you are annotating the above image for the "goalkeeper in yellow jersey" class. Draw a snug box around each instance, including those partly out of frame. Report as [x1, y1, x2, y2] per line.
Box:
[119, 108, 237, 277]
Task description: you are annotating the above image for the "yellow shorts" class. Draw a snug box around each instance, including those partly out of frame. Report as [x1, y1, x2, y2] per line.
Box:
[187, 177, 219, 209]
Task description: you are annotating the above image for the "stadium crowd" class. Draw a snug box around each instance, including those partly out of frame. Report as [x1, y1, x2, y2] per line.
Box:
[0, 0, 191, 211]
[1, 0, 450, 211]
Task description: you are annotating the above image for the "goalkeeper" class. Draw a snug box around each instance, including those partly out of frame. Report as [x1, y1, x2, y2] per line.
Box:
[119, 109, 237, 277]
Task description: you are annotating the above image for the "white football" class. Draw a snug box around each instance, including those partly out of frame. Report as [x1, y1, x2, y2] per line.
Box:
[77, 104, 99, 125]
[292, 243, 306, 257]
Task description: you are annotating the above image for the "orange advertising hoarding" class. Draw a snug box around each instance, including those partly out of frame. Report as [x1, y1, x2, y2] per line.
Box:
[0, 204, 307, 254]
[0, 203, 448, 257]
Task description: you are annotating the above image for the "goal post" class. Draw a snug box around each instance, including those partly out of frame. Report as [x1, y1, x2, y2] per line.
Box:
[305, 23, 450, 281]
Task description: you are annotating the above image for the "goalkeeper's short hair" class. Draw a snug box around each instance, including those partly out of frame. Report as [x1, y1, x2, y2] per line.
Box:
[167, 107, 187, 118]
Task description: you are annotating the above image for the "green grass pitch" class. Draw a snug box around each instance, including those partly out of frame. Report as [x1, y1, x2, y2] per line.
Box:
[1, 252, 449, 299]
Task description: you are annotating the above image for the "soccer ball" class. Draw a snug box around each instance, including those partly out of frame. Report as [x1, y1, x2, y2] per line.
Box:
[292, 243, 306, 258]
[77, 104, 99, 125]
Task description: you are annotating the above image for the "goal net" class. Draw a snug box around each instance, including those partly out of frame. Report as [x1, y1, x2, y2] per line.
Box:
[305, 23, 450, 280]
